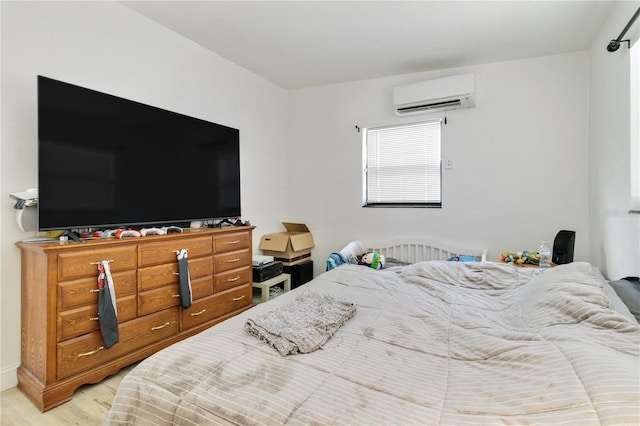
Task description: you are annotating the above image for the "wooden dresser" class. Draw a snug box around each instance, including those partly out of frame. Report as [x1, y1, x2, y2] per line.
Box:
[16, 227, 254, 411]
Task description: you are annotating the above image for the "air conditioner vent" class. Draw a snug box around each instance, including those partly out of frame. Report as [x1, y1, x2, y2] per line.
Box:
[393, 74, 475, 116]
[396, 98, 463, 114]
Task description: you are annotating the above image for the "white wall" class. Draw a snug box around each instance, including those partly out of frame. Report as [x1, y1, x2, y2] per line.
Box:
[589, 1, 640, 281]
[0, 1, 289, 391]
[288, 53, 591, 275]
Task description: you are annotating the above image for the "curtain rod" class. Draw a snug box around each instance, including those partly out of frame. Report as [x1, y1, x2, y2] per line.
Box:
[607, 6, 640, 52]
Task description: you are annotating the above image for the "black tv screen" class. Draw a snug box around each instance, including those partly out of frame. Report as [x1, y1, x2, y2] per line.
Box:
[37, 76, 241, 231]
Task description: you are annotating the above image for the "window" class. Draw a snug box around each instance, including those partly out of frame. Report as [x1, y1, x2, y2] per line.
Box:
[362, 119, 442, 207]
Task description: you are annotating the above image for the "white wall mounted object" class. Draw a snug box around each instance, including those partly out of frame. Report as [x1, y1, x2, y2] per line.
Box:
[393, 73, 475, 116]
[10, 188, 38, 232]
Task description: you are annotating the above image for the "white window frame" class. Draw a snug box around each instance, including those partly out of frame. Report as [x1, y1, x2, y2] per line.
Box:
[362, 119, 442, 208]
[630, 39, 639, 212]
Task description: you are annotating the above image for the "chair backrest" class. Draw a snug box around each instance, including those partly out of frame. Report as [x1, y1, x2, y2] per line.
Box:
[553, 230, 576, 264]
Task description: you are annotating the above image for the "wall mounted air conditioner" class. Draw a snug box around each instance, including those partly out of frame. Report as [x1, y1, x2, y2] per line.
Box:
[393, 73, 475, 116]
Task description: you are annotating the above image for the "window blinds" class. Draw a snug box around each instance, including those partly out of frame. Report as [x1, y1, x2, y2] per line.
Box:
[365, 120, 441, 205]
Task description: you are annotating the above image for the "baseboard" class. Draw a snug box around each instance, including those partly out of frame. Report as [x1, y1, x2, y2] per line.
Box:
[1, 363, 19, 391]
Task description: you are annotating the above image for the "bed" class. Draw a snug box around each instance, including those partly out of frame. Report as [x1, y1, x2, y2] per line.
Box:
[105, 240, 639, 425]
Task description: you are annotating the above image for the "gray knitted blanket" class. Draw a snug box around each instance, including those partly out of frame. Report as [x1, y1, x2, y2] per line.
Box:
[245, 291, 356, 356]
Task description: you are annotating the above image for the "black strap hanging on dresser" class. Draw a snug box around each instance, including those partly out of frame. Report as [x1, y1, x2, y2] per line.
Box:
[177, 249, 192, 308]
[97, 261, 119, 348]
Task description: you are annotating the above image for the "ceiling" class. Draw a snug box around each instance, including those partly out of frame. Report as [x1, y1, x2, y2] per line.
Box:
[121, 1, 617, 90]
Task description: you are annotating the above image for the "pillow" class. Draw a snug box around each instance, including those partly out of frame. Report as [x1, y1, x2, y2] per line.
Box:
[608, 278, 640, 323]
[339, 240, 368, 264]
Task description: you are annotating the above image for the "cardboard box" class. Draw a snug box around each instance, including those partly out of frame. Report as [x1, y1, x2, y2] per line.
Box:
[259, 222, 315, 266]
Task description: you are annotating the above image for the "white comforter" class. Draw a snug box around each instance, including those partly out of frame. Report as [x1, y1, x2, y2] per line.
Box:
[106, 262, 640, 425]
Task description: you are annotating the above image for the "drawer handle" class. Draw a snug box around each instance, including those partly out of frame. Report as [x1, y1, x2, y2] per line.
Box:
[227, 276, 240, 282]
[151, 322, 171, 331]
[173, 272, 180, 276]
[89, 289, 100, 293]
[226, 240, 241, 245]
[226, 258, 241, 263]
[190, 309, 207, 317]
[172, 294, 181, 298]
[77, 346, 104, 358]
[89, 316, 99, 321]
[232, 295, 245, 301]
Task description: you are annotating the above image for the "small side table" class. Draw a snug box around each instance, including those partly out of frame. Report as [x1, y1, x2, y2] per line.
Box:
[252, 273, 291, 303]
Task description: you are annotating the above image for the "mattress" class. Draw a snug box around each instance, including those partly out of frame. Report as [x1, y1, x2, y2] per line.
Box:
[106, 261, 640, 425]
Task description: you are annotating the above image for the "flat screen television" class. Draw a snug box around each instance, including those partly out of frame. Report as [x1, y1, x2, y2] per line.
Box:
[37, 75, 241, 231]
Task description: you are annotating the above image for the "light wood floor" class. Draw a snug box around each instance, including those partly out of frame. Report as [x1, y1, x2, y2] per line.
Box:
[0, 363, 136, 426]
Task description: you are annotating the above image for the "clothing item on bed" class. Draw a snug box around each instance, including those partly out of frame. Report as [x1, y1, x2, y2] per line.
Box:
[447, 255, 478, 262]
[245, 291, 356, 356]
[326, 251, 348, 271]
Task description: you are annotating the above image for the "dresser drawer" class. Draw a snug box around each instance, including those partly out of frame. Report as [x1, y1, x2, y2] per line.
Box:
[209, 283, 252, 318]
[191, 276, 214, 300]
[138, 256, 212, 292]
[214, 249, 251, 274]
[188, 256, 214, 279]
[138, 276, 213, 315]
[139, 284, 181, 316]
[180, 284, 251, 330]
[57, 294, 137, 341]
[57, 246, 137, 281]
[180, 298, 217, 330]
[214, 231, 251, 254]
[58, 308, 179, 379]
[58, 270, 137, 311]
[138, 263, 178, 292]
[138, 236, 212, 267]
[214, 266, 251, 293]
